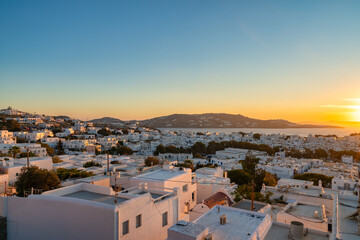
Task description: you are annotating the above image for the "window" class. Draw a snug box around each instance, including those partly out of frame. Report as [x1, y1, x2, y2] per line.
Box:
[162, 212, 168, 227]
[136, 214, 142, 228]
[192, 191, 195, 201]
[182, 184, 188, 192]
[122, 220, 129, 235]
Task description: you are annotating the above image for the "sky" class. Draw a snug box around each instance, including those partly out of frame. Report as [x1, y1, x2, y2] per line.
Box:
[1, 1, 360, 125]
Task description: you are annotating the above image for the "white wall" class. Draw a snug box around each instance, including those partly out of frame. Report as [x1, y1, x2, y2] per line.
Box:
[5, 196, 116, 240]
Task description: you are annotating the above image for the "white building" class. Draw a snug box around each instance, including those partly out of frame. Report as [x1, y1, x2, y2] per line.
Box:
[0, 182, 181, 240]
[129, 164, 197, 218]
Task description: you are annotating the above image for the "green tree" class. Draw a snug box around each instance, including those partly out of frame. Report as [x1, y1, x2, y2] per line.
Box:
[241, 154, 260, 176]
[6, 119, 21, 131]
[83, 161, 102, 168]
[41, 143, 55, 156]
[253, 133, 261, 140]
[227, 169, 252, 186]
[15, 166, 60, 197]
[97, 128, 112, 136]
[294, 173, 333, 187]
[145, 157, 159, 167]
[175, 160, 195, 171]
[52, 156, 63, 163]
[190, 142, 207, 155]
[8, 146, 21, 159]
[56, 168, 95, 181]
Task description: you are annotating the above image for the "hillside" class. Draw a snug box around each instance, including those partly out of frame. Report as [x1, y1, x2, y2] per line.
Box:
[139, 113, 341, 129]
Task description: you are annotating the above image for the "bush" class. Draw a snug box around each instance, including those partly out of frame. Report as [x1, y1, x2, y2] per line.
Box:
[52, 156, 63, 163]
[294, 173, 333, 187]
[145, 157, 159, 167]
[57, 168, 95, 181]
[83, 161, 102, 168]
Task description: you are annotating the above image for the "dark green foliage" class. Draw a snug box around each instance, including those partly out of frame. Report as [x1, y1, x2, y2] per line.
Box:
[175, 160, 195, 171]
[107, 146, 133, 155]
[6, 119, 21, 131]
[57, 140, 65, 155]
[83, 161, 102, 168]
[144, 157, 159, 167]
[154, 140, 276, 156]
[57, 168, 95, 181]
[233, 184, 273, 203]
[15, 166, 60, 197]
[294, 173, 333, 187]
[253, 133, 261, 140]
[241, 155, 260, 176]
[111, 160, 120, 164]
[19, 152, 37, 158]
[52, 156, 63, 163]
[227, 169, 252, 185]
[97, 128, 112, 136]
[41, 143, 55, 156]
[190, 142, 207, 155]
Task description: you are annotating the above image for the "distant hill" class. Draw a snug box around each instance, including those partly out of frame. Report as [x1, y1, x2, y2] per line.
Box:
[88, 117, 125, 125]
[139, 113, 341, 129]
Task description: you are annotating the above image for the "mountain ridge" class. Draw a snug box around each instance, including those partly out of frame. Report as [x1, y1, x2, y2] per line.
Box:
[89, 113, 341, 129]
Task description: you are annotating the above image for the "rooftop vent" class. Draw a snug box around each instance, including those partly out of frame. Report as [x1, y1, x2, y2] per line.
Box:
[220, 214, 226, 225]
[289, 221, 308, 240]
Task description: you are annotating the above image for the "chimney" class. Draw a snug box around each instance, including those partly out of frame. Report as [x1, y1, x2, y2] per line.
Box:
[220, 214, 226, 225]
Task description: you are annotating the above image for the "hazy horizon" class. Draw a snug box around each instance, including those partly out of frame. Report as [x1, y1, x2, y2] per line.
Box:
[1, 1, 360, 125]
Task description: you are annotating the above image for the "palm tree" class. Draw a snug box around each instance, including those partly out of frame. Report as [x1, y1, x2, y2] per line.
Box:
[9, 146, 21, 159]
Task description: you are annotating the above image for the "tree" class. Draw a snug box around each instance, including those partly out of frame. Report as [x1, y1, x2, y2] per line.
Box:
[41, 143, 55, 156]
[241, 154, 259, 176]
[97, 128, 112, 136]
[175, 160, 195, 171]
[145, 157, 159, 167]
[56, 168, 95, 181]
[190, 142, 207, 155]
[294, 173, 333, 187]
[253, 133, 261, 140]
[8, 146, 21, 159]
[15, 166, 60, 197]
[227, 169, 252, 186]
[83, 161, 102, 168]
[52, 156, 63, 163]
[6, 119, 21, 131]
[19, 152, 37, 158]
[57, 140, 65, 155]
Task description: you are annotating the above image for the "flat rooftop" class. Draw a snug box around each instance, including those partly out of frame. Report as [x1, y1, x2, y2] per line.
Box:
[338, 199, 359, 240]
[63, 191, 128, 205]
[265, 223, 329, 240]
[287, 204, 323, 219]
[193, 206, 267, 240]
[134, 168, 187, 181]
[232, 199, 268, 212]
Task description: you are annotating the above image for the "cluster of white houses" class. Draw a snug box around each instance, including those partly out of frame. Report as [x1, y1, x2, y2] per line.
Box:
[0, 111, 360, 239]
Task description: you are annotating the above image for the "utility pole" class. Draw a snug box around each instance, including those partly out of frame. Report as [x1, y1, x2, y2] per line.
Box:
[251, 179, 255, 211]
[4, 181, 6, 196]
[107, 152, 110, 174]
[27, 148, 30, 168]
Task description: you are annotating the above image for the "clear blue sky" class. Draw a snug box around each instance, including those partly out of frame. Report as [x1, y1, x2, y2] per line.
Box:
[1, 1, 360, 122]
